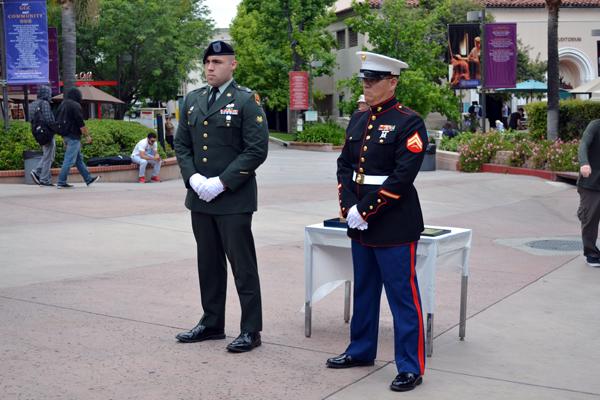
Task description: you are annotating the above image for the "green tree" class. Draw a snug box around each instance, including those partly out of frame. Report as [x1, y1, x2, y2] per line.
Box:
[517, 41, 547, 82]
[546, 0, 561, 140]
[46, 0, 99, 93]
[75, 0, 213, 118]
[340, 0, 493, 119]
[230, 0, 336, 112]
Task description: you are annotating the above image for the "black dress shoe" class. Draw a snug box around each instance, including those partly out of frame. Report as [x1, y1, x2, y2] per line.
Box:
[175, 322, 225, 343]
[390, 372, 423, 392]
[326, 353, 374, 369]
[226, 332, 261, 353]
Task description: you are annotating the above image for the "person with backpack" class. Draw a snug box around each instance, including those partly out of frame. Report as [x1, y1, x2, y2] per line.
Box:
[56, 87, 100, 188]
[29, 85, 56, 186]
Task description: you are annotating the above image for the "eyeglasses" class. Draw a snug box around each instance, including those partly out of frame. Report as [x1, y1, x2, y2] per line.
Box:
[360, 76, 394, 86]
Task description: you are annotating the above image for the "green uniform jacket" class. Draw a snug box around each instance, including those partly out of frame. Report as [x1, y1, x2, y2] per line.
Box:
[175, 81, 269, 214]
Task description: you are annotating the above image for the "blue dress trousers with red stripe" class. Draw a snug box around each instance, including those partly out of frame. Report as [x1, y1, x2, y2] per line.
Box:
[337, 96, 429, 375]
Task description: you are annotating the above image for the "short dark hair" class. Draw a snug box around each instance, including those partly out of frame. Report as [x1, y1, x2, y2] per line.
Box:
[147, 132, 157, 139]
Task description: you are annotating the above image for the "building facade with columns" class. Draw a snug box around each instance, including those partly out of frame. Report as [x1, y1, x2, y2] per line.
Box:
[315, 0, 600, 118]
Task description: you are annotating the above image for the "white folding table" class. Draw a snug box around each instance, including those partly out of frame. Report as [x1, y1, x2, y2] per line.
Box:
[304, 223, 472, 356]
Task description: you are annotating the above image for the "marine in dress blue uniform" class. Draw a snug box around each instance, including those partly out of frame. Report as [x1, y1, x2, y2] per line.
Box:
[326, 51, 428, 392]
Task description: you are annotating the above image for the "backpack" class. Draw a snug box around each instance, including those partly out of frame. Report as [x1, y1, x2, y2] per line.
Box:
[54, 102, 71, 137]
[30, 105, 54, 146]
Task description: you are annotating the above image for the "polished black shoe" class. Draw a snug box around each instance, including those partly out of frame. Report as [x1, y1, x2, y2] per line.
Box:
[390, 372, 423, 392]
[226, 332, 261, 353]
[326, 353, 374, 369]
[175, 323, 225, 343]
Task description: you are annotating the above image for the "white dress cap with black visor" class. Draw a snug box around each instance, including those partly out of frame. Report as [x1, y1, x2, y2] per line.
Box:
[357, 51, 409, 79]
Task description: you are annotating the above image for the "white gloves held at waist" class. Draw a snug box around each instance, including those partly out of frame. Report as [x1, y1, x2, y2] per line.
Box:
[347, 205, 368, 230]
[189, 173, 225, 202]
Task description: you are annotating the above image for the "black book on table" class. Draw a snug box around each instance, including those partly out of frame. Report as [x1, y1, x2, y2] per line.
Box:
[323, 219, 451, 237]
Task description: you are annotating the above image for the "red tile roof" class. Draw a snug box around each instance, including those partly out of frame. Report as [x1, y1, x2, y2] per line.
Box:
[486, 0, 600, 7]
[363, 0, 600, 8]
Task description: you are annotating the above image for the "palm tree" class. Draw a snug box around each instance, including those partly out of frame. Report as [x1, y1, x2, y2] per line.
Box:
[56, 0, 98, 94]
[546, 0, 561, 141]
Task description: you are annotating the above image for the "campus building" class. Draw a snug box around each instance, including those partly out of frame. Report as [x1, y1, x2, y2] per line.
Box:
[314, 0, 600, 119]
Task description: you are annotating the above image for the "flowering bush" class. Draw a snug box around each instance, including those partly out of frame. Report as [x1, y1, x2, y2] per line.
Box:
[458, 132, 505, 172]
[455, 131, 579, 172]
[546, 139, 579, 171]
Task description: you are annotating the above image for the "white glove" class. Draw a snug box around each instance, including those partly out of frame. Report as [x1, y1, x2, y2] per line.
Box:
[347, 205, 368, 230]
[189, 173, 207, 195]
[198, 176, 225, 202]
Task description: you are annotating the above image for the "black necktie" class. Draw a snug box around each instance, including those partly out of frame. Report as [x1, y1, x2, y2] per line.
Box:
[208, 87, 218, 108]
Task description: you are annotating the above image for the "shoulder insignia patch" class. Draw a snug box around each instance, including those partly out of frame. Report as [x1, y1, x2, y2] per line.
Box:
[255, 93, 261, 105]
[256, 115, 263, 124]
[407, 132, 423, 153]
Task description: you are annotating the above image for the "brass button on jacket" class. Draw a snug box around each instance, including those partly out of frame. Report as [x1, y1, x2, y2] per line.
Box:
[336, 96, 428, 246]
[174, 80, 269, 215]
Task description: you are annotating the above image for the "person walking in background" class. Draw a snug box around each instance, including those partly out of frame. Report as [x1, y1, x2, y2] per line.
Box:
[577, 119, 600, 267]
[501, 103, 510, 127]
[165, 115, 175, 149]
[29, 85, 56, 187]
[356, 94, 369, 113]
[131, 132, 162, 183]
[174, 41, 269, 352]
[56, 88, 100, 189]
[329, 51, 428, 392]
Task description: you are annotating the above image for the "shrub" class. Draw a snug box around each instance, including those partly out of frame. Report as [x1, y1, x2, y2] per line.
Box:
[0, 121, 39, 170]
[0, 119, 165, 170]
[439, 131, 474, 152]
[546, 139, 579, 171]
[458, 132, 504, 172]
[296, 121, 345, 146]
[526, 100, 600, 141]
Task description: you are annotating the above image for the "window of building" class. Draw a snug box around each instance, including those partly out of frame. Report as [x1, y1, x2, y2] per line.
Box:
[336, 29, 346, 49]
[348, 29, 358, 48]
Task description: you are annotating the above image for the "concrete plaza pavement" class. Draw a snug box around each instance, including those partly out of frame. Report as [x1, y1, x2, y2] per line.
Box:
[1, 143, 599, 399]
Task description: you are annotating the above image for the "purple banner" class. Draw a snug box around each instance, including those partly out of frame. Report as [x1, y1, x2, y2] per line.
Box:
[484, 23, 517, 89]
[48, 27, 59, 94]
[2, 0, 49, 85]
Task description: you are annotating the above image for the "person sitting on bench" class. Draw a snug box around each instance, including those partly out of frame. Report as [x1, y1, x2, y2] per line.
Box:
[131, 132, 161, 183]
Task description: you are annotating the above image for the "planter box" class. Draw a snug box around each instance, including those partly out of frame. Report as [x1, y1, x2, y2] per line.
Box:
[0, 157, 181, 184]
[436, 150, 459, 171]
[288, 141, 343, 152]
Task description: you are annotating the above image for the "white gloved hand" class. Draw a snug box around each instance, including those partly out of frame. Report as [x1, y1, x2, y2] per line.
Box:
[198, 176, 225, 202]
[189, 173, 207, 195]
[347, 205, 368, 230]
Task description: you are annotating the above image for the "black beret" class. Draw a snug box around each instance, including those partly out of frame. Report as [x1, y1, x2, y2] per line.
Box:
[203, 41, 235, 63]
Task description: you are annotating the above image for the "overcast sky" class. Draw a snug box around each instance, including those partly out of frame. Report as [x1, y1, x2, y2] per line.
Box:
[205, 0, 241, 28]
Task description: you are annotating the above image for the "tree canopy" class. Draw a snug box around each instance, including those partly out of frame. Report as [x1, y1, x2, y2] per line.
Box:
[230, 0, 337, 111]
[71, 0, 213, 116]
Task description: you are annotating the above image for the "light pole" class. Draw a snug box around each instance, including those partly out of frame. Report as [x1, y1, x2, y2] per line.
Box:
[467, 9, 486, 132]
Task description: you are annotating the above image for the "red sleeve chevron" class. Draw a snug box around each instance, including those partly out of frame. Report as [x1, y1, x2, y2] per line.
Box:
[406, 131, 423, 153]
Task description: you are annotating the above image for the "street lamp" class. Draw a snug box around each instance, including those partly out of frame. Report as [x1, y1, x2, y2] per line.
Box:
[467, 9, 487, 132]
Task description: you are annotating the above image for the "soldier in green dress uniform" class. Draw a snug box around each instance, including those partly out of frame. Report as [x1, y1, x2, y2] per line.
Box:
[174, 41, 269, 353]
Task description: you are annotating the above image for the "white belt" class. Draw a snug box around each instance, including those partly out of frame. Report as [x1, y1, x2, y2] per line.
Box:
[352, 171, 388, 185]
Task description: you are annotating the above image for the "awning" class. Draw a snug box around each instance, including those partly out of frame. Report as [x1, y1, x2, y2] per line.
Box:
[53, 85, 124, 104]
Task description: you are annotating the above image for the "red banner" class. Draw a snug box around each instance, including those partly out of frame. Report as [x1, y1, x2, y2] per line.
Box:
[289, 71, 309, 110]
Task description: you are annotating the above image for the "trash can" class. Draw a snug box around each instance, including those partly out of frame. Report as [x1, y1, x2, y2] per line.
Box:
[420, 143, 436, 171]
[23, 150, 43, 184]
